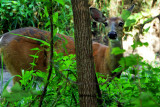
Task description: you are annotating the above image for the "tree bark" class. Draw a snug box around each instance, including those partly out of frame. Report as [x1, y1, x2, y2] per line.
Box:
[71, 0, 98, 106]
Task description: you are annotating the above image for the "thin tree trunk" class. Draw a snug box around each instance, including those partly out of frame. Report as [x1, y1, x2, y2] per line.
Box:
[71, 0, 98, 106]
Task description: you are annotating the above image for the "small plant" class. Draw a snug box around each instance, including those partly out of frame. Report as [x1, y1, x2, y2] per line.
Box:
[1, 50, 78, 106]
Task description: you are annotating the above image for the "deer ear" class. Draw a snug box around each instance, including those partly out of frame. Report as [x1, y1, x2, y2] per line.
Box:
[127, 4, 135, 12]
[90, 7, 106, 23]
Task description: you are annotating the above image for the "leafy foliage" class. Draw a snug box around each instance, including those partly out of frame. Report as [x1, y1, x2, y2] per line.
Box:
[98, 59, 160, 107]
[1, 51, 78, 106]
[0, 0, 160, 107]
[0, 0, 73, 35]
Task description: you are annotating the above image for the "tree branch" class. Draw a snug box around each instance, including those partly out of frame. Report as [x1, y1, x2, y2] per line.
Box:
[140, 14, 160, 34]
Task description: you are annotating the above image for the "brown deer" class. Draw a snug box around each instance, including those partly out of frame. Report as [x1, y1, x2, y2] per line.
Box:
[0, 6, 134, 84]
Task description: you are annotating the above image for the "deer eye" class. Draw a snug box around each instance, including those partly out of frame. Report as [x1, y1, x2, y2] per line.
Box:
[104, 22, 108, 27]
[119, 22, 124, 27]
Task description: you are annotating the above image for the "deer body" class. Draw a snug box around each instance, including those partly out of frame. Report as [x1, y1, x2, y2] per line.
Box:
[0, 27, 121, 83]
[0, 27, 76, 83]
[0, 6, 134, 84]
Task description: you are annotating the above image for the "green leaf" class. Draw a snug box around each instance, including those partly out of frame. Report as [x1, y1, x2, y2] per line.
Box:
[53, 12, 58, 23]
[121, 9, 131, 21]
[111, 47, 125, 55]
[45, 21, 51, 28]
[119, 54, 142, 68]
[30, 47, 41, 51]
[7, 7, 11, 9]
[124, 19, 136, 27]
[29, 55, 39, 58]
[143, 42, 149, 47]
[11, 33, 50, 46]
[3, 76, 17, 92]
[54, 28, 58, 36]
[112, 67, 123, 73]
[30, 62, 37, 66]
[143, 17, 152, 24]
[44, 6, 49, 17]
[131, 41, 149, 49]
[55, 0, 65, 5]
[124, 13, 143, 27]
[144, 26, 150, 33]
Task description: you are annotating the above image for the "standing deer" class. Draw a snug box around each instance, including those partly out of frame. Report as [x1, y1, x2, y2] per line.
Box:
[0, 6, 134, 84]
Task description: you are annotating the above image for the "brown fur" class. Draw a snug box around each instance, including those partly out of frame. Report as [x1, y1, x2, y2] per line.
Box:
[1, 5, 135, 84]
[0, 27, 115, 84]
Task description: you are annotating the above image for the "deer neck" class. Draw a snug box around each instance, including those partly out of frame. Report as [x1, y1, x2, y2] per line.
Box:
[108, 39, 123, 72]
[109, 39, 122, 49]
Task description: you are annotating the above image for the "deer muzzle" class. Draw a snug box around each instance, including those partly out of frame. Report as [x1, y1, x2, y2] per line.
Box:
[108, 31, 117, 39]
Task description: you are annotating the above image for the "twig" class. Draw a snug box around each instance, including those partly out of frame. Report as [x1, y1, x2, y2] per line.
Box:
[100, 71, 122, 86]
[140, 14, 160, 34]
[95, 73, 103, 105]
[39, 1, 54, 106]
[71, 88, 78, 106]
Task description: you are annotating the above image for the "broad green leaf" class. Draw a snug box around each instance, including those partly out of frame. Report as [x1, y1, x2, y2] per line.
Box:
[112, 67, 123, 73]
[44, 6, 49, 17]
[54, 28, 58, 35]
[111, 47, 125, 55]
[143, 26, 150, 33]
[3, 76, 17, 91]
[55, 0, 65, 5]
[124, 19, 136, 27]
[53, 12, 58, 23]
[119, 54, 142, 68]
[45, 21, 50, 28]
[121, 9, 131, 21]
[124, 13, 143, 27]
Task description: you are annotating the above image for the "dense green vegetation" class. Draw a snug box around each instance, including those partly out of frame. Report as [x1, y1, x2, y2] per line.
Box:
[0, 0, 73, 35]
[0, 0, 160, 106]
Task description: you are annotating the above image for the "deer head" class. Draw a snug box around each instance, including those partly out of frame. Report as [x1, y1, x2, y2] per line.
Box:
[90, 5, 134, 43]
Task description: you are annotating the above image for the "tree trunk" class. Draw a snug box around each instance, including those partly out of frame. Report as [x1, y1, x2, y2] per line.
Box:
[71, 0, 98, 106]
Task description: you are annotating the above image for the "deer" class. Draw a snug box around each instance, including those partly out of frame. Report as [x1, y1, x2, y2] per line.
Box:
[0, 5, 134, 84]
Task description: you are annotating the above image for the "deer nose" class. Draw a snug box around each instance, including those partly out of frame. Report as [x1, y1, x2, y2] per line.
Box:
[108, 31, 117, 39]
